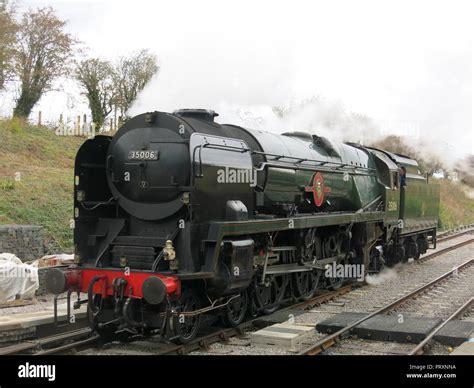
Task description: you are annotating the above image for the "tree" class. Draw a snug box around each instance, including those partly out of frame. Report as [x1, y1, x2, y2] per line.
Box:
[13, 7, 76, 118]
[370, 135, 416, 157]
[370, 135, 445, 174]
[113, 49, 158, 118]
[76, 58, 114, 130]
[455, 155, 474, 187]
[0, 6, 17, 90]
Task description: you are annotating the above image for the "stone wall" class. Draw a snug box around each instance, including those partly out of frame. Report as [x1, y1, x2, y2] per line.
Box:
[0, 225, 44, 261]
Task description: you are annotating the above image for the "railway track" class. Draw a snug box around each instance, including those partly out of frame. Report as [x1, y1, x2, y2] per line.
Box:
[153, 283, 358, 355]
[1, 228, 472, 356]
[97, 234, 474, 356]
[436, 224, 474, 242]
[81, 283, 359, 355]
[0, 284, 356, 355]
[417, 237, 474, 263]
[408, 297, 473, 355]
[0, 327, 98, 356]
[298, 257, 474, 355]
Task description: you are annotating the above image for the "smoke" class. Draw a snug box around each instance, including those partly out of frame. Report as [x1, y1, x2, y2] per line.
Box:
[365, 266, 399, 286]
[454, 155, 474, 187]
[128, 36, 389, 146]
[217, 97, 382, 144]
[129, 41, 296, 115]
[130, 49, 385, 146]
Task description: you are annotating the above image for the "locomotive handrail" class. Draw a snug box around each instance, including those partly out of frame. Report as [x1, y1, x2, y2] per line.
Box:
[249, 148, 375, 172]
[356, 195, 383, 213]
[191, 142, 376, 179]
[80, 197, 117, 211]
[253, 157, 375, 172]
[192, 142, 206, 178]
[253, 161, 375, 176]
[192, 141, 248, 179]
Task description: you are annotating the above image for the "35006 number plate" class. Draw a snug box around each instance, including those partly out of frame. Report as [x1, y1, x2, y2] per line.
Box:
[128, 150, 159, 160]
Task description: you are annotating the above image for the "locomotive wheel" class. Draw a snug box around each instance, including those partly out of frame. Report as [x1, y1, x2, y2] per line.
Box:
[326, 261, 345, 290]
[170, 289, 202, 344]
[292, 270, 320, 300]
[327, 276, 343, 290]
[248, 297, 259, 318]
[222, 291, 249, 327]
[368, 247, 385, 273]
[262, 276, 287, 314]
[93, 325, 117, 341]
[255, 276, 287, 315]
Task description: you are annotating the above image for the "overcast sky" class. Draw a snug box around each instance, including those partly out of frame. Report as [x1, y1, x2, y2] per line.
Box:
[4, 0, 474, 159]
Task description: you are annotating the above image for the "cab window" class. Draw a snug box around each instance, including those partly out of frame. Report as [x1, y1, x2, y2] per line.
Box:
[392, 172, 399, 190]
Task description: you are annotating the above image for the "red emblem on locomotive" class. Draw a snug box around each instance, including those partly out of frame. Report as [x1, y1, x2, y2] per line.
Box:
[305, 171, 330, 207]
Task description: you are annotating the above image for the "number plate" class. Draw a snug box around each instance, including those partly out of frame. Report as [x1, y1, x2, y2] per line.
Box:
[128, 150, 159, 160]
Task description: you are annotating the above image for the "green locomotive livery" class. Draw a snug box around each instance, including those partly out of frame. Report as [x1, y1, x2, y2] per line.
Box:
[47, 109, 440, 343]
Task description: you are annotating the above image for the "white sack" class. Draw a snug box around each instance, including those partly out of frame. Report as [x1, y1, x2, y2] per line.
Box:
[30, 253, 74, 268]
[0, 253, 39, 303]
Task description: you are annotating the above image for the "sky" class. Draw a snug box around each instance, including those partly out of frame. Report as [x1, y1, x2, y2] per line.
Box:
[2, 0, 473, 161]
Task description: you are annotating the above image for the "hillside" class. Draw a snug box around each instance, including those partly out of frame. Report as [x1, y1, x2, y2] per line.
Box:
[437, 178, 474, 230]
[0, 119, 473, 253]
[0, 119, 85, 252]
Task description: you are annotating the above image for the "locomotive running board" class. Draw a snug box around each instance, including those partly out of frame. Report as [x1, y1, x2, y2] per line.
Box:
[264, 255, 346, 275]
[201, 210, 386, 274]
[302, 255, 348, 270]
[264, 263, 313, 275]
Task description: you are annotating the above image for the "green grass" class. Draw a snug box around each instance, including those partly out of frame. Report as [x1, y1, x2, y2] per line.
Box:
[0, 118, 85, 252]
[437, 179, 474, 230]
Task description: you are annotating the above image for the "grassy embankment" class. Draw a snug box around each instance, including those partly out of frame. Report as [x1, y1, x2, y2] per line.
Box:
[437, 179, 474, 229]
[0, 118, 85, 252]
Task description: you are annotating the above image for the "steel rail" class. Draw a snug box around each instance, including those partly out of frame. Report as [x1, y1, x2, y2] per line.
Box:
[437, 229, 474, 243]
[408, 297, 474, 355]
[417, 238, 474, 263]
[299, 257, 474, 355]
[34, 335, 99, 355]
[437, 224, 474, 240]
[0, 327, 92, 355]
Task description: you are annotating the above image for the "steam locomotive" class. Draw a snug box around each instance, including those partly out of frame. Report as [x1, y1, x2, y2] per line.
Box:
[46, 109, 440, 343]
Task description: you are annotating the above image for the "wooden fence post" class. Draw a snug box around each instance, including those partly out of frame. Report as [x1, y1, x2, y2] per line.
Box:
[83, 114, 87, 136]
